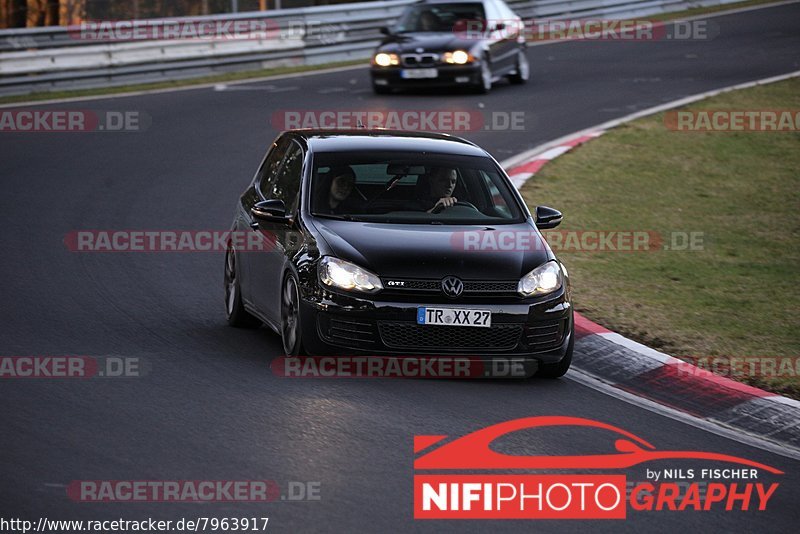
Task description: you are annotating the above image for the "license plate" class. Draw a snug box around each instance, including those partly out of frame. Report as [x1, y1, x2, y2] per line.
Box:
[401, 68, 438, 79]
[417, 307, 491, 328]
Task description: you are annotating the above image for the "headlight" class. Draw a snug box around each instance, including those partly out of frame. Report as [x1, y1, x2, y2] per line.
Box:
[374, 53, 399, 67]
[518, 261, 563, 297]
[319, 257, 383, 294]
[443, 50, 472, 64]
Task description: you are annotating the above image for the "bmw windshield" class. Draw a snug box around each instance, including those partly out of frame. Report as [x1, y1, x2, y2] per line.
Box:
[395, 3, 487, 33]
[310, 151, 526, 224]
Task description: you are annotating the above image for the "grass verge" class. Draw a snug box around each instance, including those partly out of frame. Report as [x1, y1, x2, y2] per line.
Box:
[0, 59, 364, 105]
[520, 77, 800, 399]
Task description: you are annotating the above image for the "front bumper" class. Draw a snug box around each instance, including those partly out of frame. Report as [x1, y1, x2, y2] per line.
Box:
[298, 287, 573, 365]
[370, 64, 482, 88]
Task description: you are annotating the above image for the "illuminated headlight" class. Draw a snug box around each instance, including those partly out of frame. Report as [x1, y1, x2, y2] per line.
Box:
[518, 261, 563, 297]
[443, 50, 472, 64]
[374, 53, 399, 67]
[319, 257, 383, 294]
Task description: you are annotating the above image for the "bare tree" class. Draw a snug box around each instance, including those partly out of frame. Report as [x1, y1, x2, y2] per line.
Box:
[46, 0, 59, 24]
[9, 0, 28, 27]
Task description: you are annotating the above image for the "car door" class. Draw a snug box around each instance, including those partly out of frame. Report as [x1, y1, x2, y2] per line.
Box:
[249, 138, 305, 321]
[238, 136, 291, 302]
[486, 0, 519, 72]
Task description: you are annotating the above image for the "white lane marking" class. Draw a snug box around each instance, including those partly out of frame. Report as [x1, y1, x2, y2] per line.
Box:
[566, 368, 800, 462]
[2, 1, 798, 109]
[213, 84, 298, 93]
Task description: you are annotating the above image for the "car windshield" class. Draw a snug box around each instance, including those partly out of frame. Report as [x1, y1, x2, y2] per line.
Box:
[310, 150, 525, 224]
[395, 3, 486, 33]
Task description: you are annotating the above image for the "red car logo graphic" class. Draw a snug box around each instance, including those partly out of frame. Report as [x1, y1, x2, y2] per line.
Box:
[414, 416, 783, 474]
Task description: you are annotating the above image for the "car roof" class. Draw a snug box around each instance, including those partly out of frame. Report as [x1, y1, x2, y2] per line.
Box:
[287, 129, 490, 157]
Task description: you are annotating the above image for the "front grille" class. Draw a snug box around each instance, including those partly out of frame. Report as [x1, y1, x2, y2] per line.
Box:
[464, 281, 518, 293]
[402, 53, 438, 67]
[381, 278, 519, 295]
[320, 317, 377, 345]
[523, 320, 565, 352]
[378, 322, 522, 351]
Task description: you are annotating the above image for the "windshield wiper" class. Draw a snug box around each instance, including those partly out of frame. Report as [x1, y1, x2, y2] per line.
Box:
[313, 213, 360, 221]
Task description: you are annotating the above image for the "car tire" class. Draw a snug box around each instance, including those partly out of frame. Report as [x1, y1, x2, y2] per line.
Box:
[474, 57, 492, 94]
[508, 49, 530, 85]
[536, 328, 574, 378]
[224, 244, 261, 328]
[281, 273, 305, 356]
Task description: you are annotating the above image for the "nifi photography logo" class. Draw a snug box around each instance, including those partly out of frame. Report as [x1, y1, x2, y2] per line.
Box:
[413, 416, 782, 519]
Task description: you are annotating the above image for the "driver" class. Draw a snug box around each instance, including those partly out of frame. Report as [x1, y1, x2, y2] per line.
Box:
[426, 167, 458, 213]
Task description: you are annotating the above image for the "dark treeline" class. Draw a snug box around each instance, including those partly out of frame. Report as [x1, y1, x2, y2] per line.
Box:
[1, 0, 358, 28]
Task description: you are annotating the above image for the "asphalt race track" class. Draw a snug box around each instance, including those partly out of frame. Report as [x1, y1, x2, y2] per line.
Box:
[1, 3, 799, 532]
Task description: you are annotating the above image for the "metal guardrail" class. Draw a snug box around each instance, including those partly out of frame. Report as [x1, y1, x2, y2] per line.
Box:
[0, 0, 742, 96]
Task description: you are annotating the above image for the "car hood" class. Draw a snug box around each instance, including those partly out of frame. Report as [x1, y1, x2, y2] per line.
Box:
[313, 219, 553, 279]
[377, 33, 476, 55]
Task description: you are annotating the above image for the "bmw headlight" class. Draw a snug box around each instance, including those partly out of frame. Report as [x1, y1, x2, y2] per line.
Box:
[518, 261, 563, 297]
[373, 53, 400, 67]
[443, 50, 472, 64]
[319, 257, 383, 294]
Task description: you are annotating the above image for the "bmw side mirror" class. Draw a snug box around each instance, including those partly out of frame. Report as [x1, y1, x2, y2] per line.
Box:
[535, 206, 562, 229]
[252, 199, 289, 224]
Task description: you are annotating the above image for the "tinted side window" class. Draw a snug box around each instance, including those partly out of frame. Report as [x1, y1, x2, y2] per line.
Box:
[267, 141, 304, 214]
[257, 137, 291, 199]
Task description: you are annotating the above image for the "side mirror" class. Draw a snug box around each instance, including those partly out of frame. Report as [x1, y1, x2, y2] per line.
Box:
[535, 206, 562, 229]
[379, 26, 391, 36]
[252, 199, 289, 224]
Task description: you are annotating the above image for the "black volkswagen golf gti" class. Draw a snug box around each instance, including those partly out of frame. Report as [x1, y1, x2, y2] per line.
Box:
[224, 130, 574, 377]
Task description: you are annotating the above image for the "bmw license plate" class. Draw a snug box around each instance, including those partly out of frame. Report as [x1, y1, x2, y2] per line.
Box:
[417, 307, 491, 328]
[401, 68, 438, 79]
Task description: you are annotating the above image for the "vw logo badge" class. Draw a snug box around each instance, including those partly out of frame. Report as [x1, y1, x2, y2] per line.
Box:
[441, 276, 464, 298]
